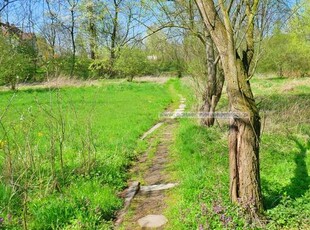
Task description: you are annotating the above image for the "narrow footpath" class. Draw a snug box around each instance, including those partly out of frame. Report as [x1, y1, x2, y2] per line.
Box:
[115, 98, 186, 229]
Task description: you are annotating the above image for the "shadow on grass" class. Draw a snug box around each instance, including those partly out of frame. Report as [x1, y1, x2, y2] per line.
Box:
[263, 131, 310, 209]
[265, 77, 287, 81]
[0, 87, 61, 95]
[21, 87, 62, 94]
[284, 133, 310, 198]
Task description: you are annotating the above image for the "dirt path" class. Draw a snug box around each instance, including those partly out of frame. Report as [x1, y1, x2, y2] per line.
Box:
[116, 99, 185, 229]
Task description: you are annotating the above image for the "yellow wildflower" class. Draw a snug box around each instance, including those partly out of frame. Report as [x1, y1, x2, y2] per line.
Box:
[0, 140, 5, 149]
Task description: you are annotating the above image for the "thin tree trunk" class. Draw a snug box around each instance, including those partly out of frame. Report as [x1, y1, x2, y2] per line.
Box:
[89, 26, 96, 60]
[45, 0, 56, 60]
[11, 79, 17, 91]
[200, 34, 224, 127]
[87, 1, 97, 60]
[279, 65, 283, 78]
[109, 0, 119, 77]
[70, 8, 76, 78]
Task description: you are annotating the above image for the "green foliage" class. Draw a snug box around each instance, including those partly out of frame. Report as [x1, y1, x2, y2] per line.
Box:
[183, 35, 206, 80]
[145, 31, 186, 76]
[258, 30, 310, 77]
[114, 47, 148, 81]
[259, 131, 310, 229]
[258, 2, 310, 77]
[89, 57, 112, 78]
[267, 193, 310, 229]
[0, 36, 37, 89]
[42, 55, 93, 79]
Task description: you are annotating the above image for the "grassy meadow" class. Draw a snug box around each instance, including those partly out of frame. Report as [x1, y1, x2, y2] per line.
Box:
[0, 75, 309, 229]
[166, 76, 310, 229]
[0, 80, 176, 229]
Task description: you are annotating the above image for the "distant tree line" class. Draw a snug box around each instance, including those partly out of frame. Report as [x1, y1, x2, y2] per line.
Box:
[0, 0, 306, 90]
[0, 0, 188, 89]
[258, 1, 310, 77]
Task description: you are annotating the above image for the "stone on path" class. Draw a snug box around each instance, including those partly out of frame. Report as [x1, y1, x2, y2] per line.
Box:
[140, 183, 178, 193]
[138, 215, 168, 228]
[115, 181, 140, 227]
[141, 122, 164, 140]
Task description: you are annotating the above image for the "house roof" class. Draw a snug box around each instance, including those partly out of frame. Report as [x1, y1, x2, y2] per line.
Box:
[0, 22, 35, 40]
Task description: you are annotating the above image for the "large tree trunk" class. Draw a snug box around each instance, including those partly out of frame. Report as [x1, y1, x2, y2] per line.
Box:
[195, 0, 263, 217]
[225, 55, 263, 215]
[200, 34, 224, 126]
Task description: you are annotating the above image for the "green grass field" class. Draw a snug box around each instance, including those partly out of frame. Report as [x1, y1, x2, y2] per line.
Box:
[0, 76, 309, 229]
[0, 80, 176, 229]
[166, 76, 310, 229]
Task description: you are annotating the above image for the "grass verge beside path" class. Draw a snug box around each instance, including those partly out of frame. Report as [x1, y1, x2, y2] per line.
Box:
[0, 79, 178, 229]
[165, 76, 310, 229]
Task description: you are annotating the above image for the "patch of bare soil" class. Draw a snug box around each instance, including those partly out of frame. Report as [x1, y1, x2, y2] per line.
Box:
[118, 120, 177, 230]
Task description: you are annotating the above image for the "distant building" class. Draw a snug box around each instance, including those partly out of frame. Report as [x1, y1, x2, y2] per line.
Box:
[0, 22, 35, 41]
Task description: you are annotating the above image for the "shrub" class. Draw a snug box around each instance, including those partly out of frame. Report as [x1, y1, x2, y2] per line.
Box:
[114, 47, 147, 81]
[0, 36, 37, 89]
[89, 57, 112, 78]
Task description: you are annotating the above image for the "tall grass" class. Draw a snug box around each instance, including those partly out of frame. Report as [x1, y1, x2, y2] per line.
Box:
[0, 81, 175, 229]
[166, 76, 310, 229]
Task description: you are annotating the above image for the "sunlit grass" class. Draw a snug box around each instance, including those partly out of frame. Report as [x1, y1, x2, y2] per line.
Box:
[0, 80, 176, 229]
[166, 76, 310, 229]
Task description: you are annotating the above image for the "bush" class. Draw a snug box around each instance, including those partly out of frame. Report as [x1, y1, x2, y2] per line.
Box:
[114, 47, 148, 81]
[48, 55, 93, 79]
[0, 36, 37, 89]
[257, 31, 310, 77]
[258, 7, 310, 77]
[89, 57, 112, 78]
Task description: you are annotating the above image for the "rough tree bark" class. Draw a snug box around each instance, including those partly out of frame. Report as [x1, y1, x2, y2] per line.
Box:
[195, 0, 264, 217]
[200, 32, 224, 127]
